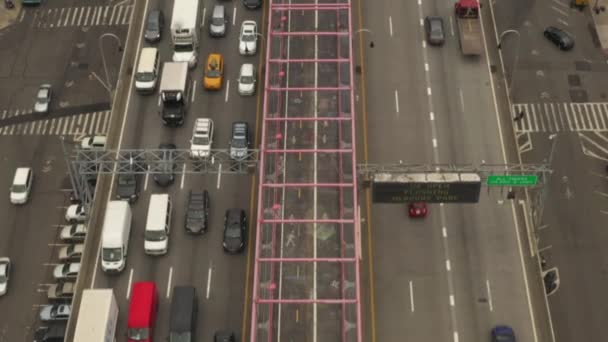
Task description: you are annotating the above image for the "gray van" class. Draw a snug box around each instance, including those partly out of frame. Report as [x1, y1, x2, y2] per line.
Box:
[209, 5, 227, 37]
[169, 286, 197, 342]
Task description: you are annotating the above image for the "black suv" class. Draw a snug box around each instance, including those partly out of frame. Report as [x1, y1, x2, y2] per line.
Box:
[214, 331, 236, 342]
[185, 190, 210, 234]
[229, 121, 250, 160]
[116, 173, 139, 202]
[154, 143, 176, 187]
[242, 0, 262, 9]
[223, 209, 246, 253]
[543, 26, 574, 51]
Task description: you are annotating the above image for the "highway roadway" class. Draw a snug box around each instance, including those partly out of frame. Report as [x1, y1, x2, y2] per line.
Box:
[354, 0, 551, 341]
[80, 0, 265, 341]
[0, 0, 127, 341]
[493, 0, 608, 341]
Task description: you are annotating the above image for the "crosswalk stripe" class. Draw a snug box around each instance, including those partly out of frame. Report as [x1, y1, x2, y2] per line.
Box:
[600, 104, 608, 129]
[123, 6, 132, 25]
[109, 5, 118, 24]
[63, 7, 70, 26]
[102, 6, 109, 25]
[95, 6, 103, 26]
[102, 111, 110, 132]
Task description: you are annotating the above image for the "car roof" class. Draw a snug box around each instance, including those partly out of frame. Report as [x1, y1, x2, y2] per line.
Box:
[207, 53, 222, 64]
[240, 63, 254, 75]
[0, 263, 7, 275]
[128, 282, 157, 327]
[170, 286, 196, 332]
[13, 167, 31, 185]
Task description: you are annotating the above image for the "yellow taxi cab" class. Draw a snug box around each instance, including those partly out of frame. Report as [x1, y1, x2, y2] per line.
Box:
[203, 53, 224, 90]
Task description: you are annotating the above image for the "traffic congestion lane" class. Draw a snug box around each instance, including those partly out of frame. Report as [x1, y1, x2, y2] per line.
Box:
[354, 0, 454, 341]
[90, 0, 263, 340]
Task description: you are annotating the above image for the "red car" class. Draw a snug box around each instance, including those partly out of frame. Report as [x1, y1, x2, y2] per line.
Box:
[408, 202, 428, 218]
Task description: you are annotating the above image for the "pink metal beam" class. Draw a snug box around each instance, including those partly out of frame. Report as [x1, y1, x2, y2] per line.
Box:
[258, 257, 357, 262]
[264, 117, 351, 122]
[270, 31, 349, 37]
[261, 182, 354, 188]
[269, 58, 349, 63]
[272, 3, 349, 10]
[256, 299, 357, 304]
[261, 218, 355, 224]
[264, 148, 352, 153]
[268, 86, 350, 91]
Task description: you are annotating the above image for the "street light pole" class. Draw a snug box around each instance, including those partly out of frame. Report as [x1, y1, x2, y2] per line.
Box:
[98, 33, 123, 101]
[497, 29, 521, 91]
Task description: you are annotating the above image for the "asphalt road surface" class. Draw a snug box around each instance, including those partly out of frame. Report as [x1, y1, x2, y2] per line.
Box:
[493, 1, 608, 341]
[0, 0, 127, 341]
[83, 0, 264, 341]
[355, 0, 549, 341]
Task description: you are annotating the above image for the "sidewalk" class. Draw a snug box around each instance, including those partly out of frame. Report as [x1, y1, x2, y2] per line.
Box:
[0, 3, 22, 31]
[590, 4, 608, 54]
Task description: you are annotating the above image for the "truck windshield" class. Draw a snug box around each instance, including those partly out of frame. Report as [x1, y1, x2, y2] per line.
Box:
[174, 44, 194, 52]
[145, 230, 167, 241]
[128, 328, 150, 340]
[102, 248, 122, 262]
[136, 72, 155, 82]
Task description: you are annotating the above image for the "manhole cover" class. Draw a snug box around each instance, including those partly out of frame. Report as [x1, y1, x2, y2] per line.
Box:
[574, 61, 591, 71]
[568, 74, 581, 86]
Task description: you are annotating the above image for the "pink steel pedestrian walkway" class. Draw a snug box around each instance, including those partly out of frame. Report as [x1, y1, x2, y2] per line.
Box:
[250, 0, 362, 341]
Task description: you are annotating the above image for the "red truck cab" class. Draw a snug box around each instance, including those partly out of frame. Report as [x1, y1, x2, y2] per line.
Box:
[128, 282, 158, 342]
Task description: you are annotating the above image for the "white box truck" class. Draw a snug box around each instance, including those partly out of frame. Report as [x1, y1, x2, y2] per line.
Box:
[160, 62, 190, 126]
[101, 201, 132, 273]
[73, 289, 118, 342]
[171, 0, 200, 68]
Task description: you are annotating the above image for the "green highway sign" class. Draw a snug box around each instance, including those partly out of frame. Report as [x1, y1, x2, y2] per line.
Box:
[487, 175, 538, 186]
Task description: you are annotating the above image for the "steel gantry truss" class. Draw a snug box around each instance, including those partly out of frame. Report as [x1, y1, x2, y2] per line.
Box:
[251, 0, 362, 341]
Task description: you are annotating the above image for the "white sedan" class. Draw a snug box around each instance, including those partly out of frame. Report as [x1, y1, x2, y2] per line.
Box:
[239, 20, 258, 56]
[65, 204, 87, 223]
[34, 84, 52, 114]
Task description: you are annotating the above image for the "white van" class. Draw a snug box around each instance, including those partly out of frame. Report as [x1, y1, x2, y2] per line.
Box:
[135, 47, 160, 93]
[144, 194, 172, 255]
[101, 201, 132, 273]
[10, 167, 33, 204]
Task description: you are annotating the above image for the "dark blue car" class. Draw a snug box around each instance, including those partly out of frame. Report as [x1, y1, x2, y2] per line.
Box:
[492, 325, 516, 342]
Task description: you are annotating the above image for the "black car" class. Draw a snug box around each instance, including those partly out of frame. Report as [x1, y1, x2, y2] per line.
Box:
[543, 26, 574, 51]
[185, 190, 210, 234]
[242, 0, 262, 9]
[116, 173, 139, 202]
[424, 16, 445, 46]
[154, 143, 176, 187]
[33, 324, 66, 342]
[144, 9, 164, 43]
[223, 209, 246, 253]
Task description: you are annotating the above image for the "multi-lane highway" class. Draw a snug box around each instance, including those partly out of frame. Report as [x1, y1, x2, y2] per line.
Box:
[82, 0, 265, 341]
[354, 0, 551, 341]
[0, 0, 127, 341]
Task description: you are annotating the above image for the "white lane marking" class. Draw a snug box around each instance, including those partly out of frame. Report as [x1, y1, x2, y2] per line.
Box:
[484, 4, 541, 341]
[166, 267, 173, 298]
[449, 294, 455, 306]
[454, 331, 459, 342]
[459, 90, 465, 112]
[389, 16, 393, 37]
[422, 40, 426, 48]
[445, 259, 451, 271]
[424, 63, 429, 71]
[233, 6, 237, 26]
[486, 280, 494, 311]
[180, 164, 186, 189]
[409, 280, 415, 312]
[430, 111, 435, 121]
[92, 0, 150, 288]
[206, 266, 213, 299]
[216, 163, 222, 189]
[394, 90, 400, 114]
[201, 7, 206, 27]
[225, 80, 230, 102]
[192, 80, 196, 103]
[158, 95, 161, 106]
[126, 268, 134, 299]
[432, 138, 438, 148]
[551, 5, 568, 16]
[144, 164, 150, 191]
[557, 18, 569, 26]
[419, 18, 423, 26]
[449, 16, 455, 36]
[442, 227, 447, 237]
[427, 87, 432, 96]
